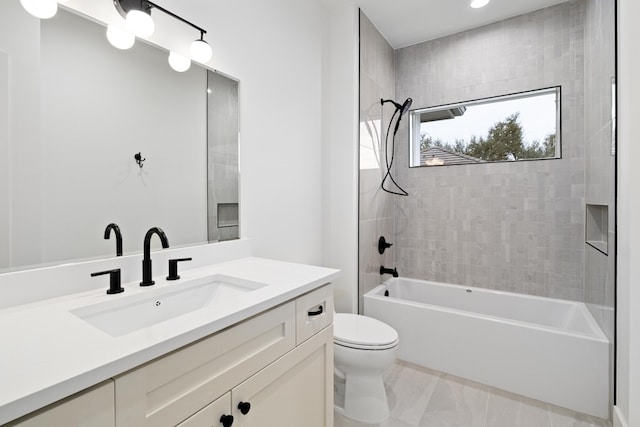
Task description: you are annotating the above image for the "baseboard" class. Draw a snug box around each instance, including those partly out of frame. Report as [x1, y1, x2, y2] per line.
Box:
[614, 406, 628, 427]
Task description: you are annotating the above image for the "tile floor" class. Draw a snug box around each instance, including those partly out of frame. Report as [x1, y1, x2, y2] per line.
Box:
[334, 361, 611, 427]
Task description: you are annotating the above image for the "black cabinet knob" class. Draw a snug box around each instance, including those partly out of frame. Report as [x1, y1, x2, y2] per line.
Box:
[238, 401, 251, 415]
[220, 414, 234, 427]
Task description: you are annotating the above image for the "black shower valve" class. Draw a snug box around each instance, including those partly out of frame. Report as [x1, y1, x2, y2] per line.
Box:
[378, 236, 393, 254]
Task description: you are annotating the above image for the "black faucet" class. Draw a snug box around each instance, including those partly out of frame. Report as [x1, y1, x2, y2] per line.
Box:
[104, 223, 123, 257]
[140, 227, 170, 286]
[380, 266, 399, 277]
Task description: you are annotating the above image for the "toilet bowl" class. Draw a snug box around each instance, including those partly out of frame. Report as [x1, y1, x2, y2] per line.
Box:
[333, 313, 399, 424]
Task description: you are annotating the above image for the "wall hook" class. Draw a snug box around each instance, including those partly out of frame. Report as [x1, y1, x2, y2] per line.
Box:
[134, 152, 146, 168]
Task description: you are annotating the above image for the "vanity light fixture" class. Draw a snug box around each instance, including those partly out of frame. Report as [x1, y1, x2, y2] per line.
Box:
[114, 0, 155, 37]
[20, 0, 59, 19]
[168, 51, 191, 72]
[190, 32, 213, 63]
[470, 0, 490, 8]
[113, 0, 213, 66]
[106, 25, 136, 50]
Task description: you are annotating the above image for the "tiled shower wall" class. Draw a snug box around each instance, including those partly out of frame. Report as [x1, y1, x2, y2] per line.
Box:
[358, 12, 395, 311]
[392, 2, 587, 300]
[583, 0, 615, 340]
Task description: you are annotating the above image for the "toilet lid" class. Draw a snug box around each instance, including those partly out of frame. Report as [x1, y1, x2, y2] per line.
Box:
[334, 313, 399, 349]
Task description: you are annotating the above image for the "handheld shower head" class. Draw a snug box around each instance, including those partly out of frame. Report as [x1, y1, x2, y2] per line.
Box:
[400, 97, 413, 116]
[381, 97, 413, 116]
[380, 97, 412, 197]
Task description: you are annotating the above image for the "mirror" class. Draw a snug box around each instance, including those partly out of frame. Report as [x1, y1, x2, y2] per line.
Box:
[409, 87, 561, 167]
[0, 2, 239, 272]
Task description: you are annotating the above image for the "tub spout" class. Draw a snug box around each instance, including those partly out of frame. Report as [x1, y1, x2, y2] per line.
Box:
[380, 266, 398, 277]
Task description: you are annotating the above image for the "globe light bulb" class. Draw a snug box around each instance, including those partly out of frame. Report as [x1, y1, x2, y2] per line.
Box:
[190, 39, 212, 63]
[168, 51, 191, 72]
[20, 0, 58, 19]
[126, 9, 154, 37]
[470, 0, 490, 8]
[106, 26, 135, 50]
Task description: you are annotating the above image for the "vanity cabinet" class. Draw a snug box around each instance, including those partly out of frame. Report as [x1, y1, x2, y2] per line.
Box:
[5, 381, 115, 427]
[115, 284, 333, 427]
[2, 285, 333, 427]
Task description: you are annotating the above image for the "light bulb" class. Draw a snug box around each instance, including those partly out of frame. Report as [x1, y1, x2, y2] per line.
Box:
[106, 26, 135, 50]
[126, 9, 154, 37]
[190, 39, 212, 63]
[20, 0, 58, 19]
[470, 0, 490, 8]
[168, 51, 191, 72]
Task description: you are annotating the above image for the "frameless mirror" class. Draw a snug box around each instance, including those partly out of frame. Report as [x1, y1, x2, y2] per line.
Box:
[0, 2, 239, 272]
[409, 87, 560, 167]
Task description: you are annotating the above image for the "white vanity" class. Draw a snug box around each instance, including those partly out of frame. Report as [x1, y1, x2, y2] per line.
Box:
[0, 245, 338, 427]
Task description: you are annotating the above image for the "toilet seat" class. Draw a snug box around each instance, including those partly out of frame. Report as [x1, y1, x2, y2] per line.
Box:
[334, 313, 399, 350]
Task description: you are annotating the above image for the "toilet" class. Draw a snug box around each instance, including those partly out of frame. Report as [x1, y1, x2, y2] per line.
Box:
[333, 313, 399, 424]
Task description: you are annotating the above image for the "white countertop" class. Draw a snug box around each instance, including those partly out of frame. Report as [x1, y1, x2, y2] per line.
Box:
[0, 257, 339, 424]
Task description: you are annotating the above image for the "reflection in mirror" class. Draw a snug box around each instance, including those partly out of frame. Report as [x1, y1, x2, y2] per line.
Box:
[409, 87, 561, 167]
[0, 2, 239, 272]
[207, 71, 239, 242]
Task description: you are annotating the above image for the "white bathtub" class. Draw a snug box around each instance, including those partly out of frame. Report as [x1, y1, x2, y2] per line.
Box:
[364, 277, 610, 419]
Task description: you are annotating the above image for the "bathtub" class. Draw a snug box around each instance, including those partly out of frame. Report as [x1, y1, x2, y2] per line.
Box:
[364, 277, 610, 419]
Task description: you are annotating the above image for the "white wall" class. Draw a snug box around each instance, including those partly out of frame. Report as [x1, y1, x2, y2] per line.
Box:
[615, 0, 640, 424]
[322, 3, 360, 312]
[159, 0, 329, 266]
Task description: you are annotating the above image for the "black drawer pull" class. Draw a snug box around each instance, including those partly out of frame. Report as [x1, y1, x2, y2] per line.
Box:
[238, 401, 251, 415]
[308, 305, 324, 316]
[220, 414, 234, 427]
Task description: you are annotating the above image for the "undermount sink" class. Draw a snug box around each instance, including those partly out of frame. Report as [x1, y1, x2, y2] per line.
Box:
[70, 274, 267, 337]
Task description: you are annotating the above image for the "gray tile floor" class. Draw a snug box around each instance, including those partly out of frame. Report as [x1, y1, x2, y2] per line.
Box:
[335, 361, 611, 427]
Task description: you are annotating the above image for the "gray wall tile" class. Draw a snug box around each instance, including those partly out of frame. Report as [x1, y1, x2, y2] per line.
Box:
[392, 1, 586, 300]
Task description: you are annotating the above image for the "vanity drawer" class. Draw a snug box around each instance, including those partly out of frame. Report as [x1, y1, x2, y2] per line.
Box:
[295, 284, 333, 345]
[114, 302, 295, 427]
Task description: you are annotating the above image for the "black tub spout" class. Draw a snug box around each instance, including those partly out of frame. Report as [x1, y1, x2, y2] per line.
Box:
[380, 266, 398, 277]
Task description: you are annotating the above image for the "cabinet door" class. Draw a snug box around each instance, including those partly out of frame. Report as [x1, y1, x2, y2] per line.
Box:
[176, 392, 232, 427]
[232, 326, 333, 427]
[6, 381, 114, 427]
[115, 302, 295, 427]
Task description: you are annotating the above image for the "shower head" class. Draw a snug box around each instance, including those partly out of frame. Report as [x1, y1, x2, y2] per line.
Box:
[381, 97, 413, 116]
[400, 98, 412, 116]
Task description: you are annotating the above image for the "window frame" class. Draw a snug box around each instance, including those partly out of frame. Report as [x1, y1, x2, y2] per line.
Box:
[408, 86, 562, 168]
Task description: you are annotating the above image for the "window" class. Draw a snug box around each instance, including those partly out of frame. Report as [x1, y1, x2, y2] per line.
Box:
[409, 87, 561, 167]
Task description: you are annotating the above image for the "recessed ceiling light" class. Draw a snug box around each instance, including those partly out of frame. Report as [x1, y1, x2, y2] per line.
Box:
[470, 0, 490, 8]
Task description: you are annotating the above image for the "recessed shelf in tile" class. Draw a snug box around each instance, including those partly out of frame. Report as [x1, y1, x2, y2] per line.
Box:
[586, 204, 608, 255]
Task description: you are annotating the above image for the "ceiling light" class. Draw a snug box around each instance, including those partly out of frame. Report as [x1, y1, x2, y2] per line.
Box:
[126, 9, 155, 37]
[106, 26, 135, 50]
[20, 0, 58, 19]
[470, 0, 490, 8]
[168, 51, 191, 72]
[190, 37, 212, 63]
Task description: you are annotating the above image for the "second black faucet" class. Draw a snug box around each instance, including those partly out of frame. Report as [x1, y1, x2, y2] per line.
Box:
[140, 227, 170, 286]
